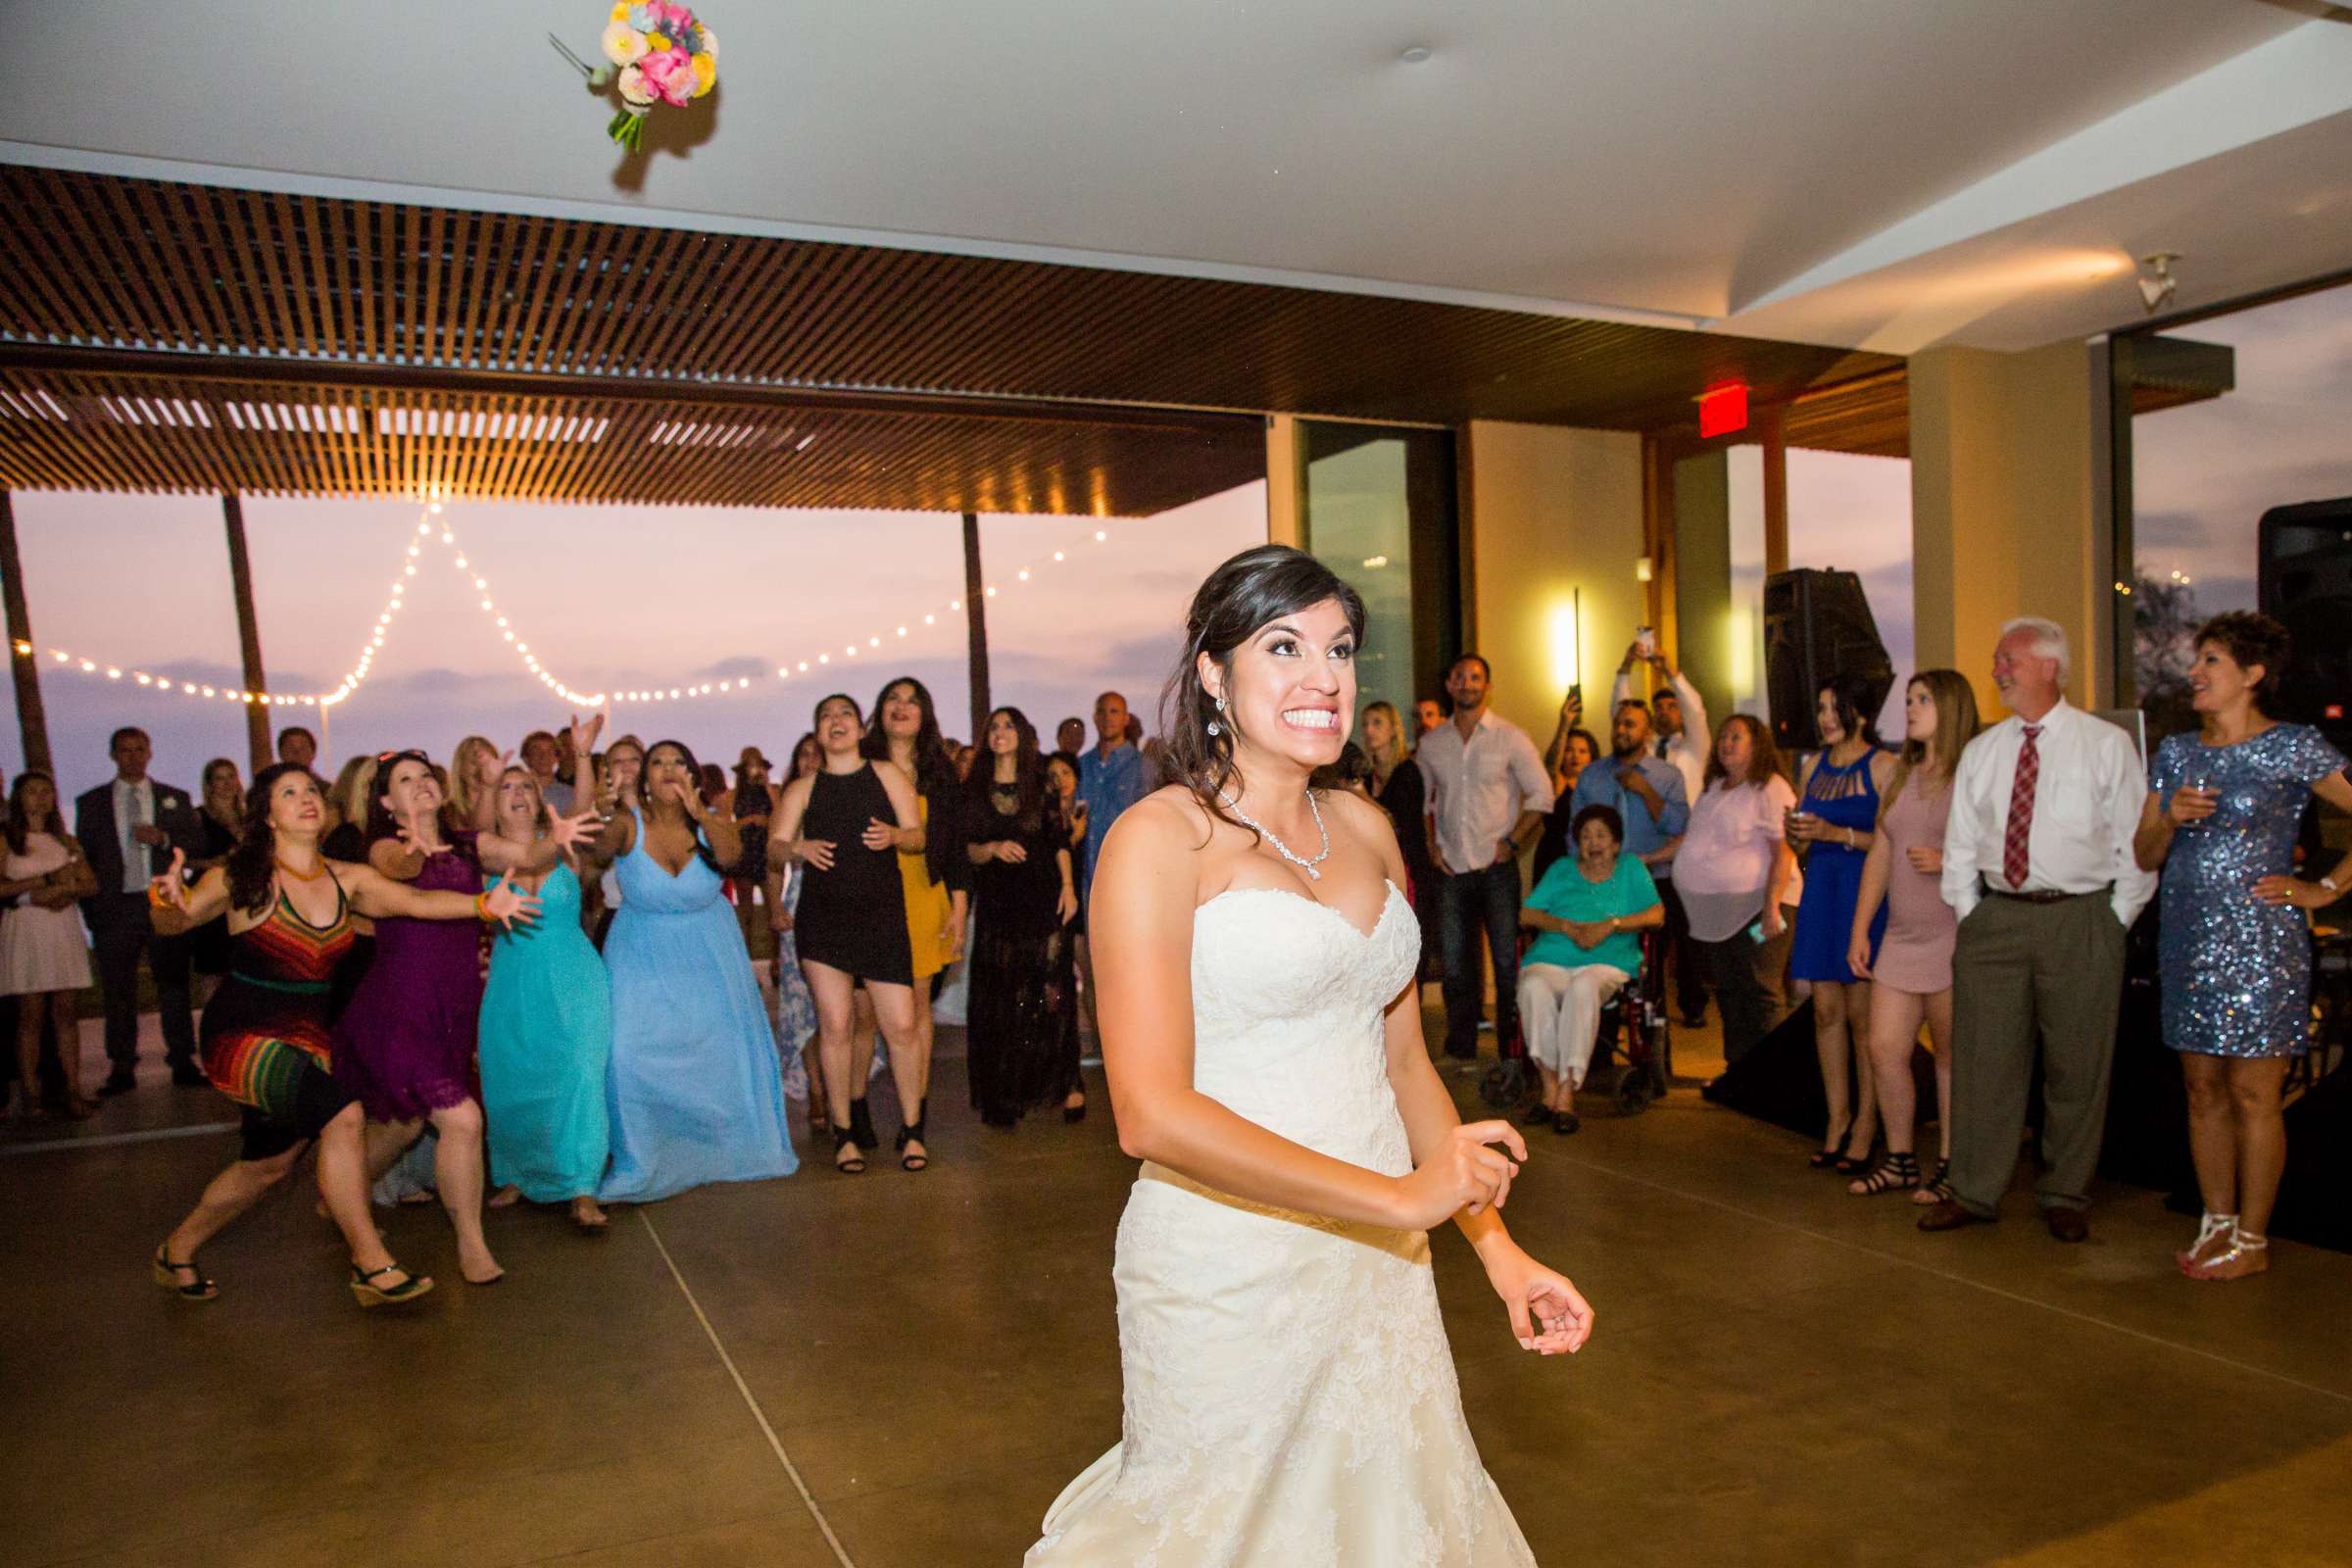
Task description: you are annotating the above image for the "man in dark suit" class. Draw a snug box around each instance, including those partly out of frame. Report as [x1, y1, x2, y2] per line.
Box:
[75, 727, 205, 1094]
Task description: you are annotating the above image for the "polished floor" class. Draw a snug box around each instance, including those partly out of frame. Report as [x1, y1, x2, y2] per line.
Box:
[7, 1004, 2352, 1568]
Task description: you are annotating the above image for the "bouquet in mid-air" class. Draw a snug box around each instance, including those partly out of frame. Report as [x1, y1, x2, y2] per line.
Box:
[570, 3, 719, 152]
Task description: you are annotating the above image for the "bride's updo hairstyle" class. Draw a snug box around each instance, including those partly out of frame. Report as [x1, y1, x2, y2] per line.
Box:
[1160, 544, 1367, 838]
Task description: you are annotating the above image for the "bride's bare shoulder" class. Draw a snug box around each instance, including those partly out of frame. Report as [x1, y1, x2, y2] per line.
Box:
[1102, 785, 1214, 857]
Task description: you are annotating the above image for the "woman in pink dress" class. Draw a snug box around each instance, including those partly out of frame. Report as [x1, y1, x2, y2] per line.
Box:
[1844, 671, 1980, 1201]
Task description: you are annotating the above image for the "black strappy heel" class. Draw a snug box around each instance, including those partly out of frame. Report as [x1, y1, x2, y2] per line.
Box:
[348, 1261, 434, 1308]
[848, 1096, 879, 1152]
[831, 1122, 866, 1174]
[1849, 1151, 1920, 1197]
[897, 1100, 929, 1172]
[152, 1247, 219, 1302]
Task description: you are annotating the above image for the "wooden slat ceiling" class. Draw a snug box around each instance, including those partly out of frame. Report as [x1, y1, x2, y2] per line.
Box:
[0, 164, 1917, 510]
[0, 366, 1262, 515]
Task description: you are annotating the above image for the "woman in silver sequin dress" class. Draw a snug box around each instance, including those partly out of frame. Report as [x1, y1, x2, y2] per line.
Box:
[2134, 612, 2351, 1282]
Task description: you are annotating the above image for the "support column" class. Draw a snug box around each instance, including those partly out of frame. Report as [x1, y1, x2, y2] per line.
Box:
[1264, 415, 1304, 548]
[220, 493, 271, 774]
[1908, 341, 2108, 716]
[1759, 405, 1789, 577]
[1, 492, 54, 774]
[961, 511, 991, 742]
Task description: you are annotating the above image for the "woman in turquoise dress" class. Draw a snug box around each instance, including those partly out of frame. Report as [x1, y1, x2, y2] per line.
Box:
[2134, 612, 2352, 1282]
[583, 736, 796, 1202]
[479, 767, 613, 1229]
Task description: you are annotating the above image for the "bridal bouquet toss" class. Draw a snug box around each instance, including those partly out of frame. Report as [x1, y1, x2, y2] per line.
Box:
[590, 3, 718, 152]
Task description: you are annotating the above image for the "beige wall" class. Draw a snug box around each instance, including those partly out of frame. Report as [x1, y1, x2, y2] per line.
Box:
[1909, 340, 2109, 716]
[1463, 420, 1647, 741]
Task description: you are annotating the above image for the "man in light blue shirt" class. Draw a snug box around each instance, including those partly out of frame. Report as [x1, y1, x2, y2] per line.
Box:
[1568, 700, 1688, 870]
[1076, 691, 1149, 899]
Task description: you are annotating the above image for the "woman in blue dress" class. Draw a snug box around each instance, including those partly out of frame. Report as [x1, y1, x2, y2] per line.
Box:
[1787, 673, 1896, 1174]
[2134, 612, 2350, 1282]
[585, 735, 797, 1201]
[479, 765, 613, 1229]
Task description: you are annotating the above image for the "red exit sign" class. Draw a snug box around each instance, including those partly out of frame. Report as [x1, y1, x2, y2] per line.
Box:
[1698, 383, 1749, 438]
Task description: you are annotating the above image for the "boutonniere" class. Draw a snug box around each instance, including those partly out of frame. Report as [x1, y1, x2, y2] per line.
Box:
[161, 794, 182, 811]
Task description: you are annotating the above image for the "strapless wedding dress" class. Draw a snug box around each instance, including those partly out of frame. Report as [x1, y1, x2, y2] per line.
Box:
[1027, 882, 1536, 1566]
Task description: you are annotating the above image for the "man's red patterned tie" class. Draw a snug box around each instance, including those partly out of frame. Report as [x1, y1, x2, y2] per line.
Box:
[2002, 725, 2041, 890]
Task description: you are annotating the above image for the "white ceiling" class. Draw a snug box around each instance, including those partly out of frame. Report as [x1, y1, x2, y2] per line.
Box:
[5, 1, 2347, 355]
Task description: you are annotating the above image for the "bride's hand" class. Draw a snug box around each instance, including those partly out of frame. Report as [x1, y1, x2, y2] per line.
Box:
[1482, 1242, 1594, 1355]
[1390, 1120, 1526, 1228]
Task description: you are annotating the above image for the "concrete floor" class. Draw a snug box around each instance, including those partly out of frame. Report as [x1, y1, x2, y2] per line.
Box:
[7, 1004, 2352, 1568]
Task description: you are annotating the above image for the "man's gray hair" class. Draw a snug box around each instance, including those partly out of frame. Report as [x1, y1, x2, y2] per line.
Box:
[1999, 615, 2070, 685]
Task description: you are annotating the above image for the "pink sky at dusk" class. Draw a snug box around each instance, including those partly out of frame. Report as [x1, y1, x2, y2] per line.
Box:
[4, 483, 1266, 805]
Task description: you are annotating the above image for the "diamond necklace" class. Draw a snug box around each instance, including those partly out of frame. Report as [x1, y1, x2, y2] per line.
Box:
[1215, 786, 1331, 881]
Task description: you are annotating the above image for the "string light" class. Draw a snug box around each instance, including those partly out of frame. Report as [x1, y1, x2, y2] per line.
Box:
[22, 513, 1129, 710]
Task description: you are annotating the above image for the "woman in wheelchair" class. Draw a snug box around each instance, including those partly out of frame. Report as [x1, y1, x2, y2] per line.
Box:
[1516, 804, 1665, 1133]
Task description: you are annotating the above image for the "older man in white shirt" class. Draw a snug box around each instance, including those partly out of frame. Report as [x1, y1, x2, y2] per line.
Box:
[1920, 617, 2156, 1244]
[1420, 654, 1555, 1061]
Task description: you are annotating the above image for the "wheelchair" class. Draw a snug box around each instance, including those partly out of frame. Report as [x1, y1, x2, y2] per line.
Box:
[1480, 928, 1671, 1116]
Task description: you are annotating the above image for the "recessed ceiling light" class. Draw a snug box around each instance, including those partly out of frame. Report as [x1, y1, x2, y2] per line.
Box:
[1399, 44, 1432, 63]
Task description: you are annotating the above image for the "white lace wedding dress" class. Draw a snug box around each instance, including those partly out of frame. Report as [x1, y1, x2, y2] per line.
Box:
[1027, 882, 1536, 1566]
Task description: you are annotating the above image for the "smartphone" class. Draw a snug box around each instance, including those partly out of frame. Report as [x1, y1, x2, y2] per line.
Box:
[1745, 918, 1767, 944]
[1568, 682, 1582, 707]
[1635, 626, 1658, 659]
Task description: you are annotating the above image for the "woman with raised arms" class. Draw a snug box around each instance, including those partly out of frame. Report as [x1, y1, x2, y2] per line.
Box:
[146, 763, 535, 1307]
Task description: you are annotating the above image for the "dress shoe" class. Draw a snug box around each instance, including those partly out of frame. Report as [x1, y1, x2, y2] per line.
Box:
[96, 1068, 137, 1098]
[2043, 1206, 2090, 1245]
[171, 1064, 209, 1088]
[1916, 1199, 1990, 1233]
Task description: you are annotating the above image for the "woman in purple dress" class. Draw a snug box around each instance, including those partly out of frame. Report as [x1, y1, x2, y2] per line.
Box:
[1845, 671, 1980, 1200]
[335, 750, 591, 1285]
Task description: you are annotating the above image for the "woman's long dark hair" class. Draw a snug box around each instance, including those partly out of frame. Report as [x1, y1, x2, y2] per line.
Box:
[1818, 671, 1882, 750]
[644, 739, 725, 876]
[967, 705, 1050, 834]
[1159, 544, 1367, 838]
[226, 762, 321, 916]
[863, 675, 963, 888]
[364, 749, 477, 868]
[5, 769, 66, 857]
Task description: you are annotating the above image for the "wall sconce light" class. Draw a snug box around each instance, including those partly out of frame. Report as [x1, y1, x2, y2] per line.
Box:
[1635, 557, 1654, 584]
[2137, 252, 2180, 315]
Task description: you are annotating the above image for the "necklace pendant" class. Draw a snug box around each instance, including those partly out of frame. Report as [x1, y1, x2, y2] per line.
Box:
[1304, 866, 1321, 881]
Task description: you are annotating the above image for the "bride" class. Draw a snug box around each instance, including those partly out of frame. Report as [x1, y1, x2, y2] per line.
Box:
[1028, 545, 1592, 1566]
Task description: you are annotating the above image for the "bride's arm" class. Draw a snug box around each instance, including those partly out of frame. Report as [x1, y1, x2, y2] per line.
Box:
[1099, 796, 1512, 1230]
[1355, 794, 1597, 1355]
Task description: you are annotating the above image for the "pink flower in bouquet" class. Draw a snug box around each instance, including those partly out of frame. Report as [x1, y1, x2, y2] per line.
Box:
[616, 63, 657, 107]
[638, 46, 697, 107]
[658, 2, 697, 32]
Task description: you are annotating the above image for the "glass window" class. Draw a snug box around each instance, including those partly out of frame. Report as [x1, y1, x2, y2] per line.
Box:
[2131, 281, 2352, 738]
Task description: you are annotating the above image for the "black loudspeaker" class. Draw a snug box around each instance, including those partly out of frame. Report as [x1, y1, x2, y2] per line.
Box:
[1763, 568, 1894, 754]
[2258, 497, 2352, 753]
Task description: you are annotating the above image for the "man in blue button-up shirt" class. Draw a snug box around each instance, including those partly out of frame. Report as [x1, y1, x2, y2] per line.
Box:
[1568, 700, 1688, 875]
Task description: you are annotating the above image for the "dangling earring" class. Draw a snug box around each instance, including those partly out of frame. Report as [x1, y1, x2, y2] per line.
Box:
[1206, 695, 1227, 738]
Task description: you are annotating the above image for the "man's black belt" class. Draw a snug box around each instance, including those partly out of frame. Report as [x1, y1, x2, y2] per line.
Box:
[1982, 883, 2105, 906]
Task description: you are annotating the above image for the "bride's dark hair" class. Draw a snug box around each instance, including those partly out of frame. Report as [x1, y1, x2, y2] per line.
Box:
[1159, 544, 1367, 838]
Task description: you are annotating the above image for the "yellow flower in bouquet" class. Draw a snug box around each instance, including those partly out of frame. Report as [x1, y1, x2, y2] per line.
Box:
[691, 51, 715, 96]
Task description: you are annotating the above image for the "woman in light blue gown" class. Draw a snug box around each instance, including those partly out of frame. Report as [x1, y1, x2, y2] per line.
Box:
[590, 738, 796, 1202]
[478, 767, 612, 1228]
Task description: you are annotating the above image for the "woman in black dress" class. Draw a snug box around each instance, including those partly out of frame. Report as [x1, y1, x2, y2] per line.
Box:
[188, 758, 245, 995]
[1361, 701, 1443, 981]
[721, 747, 780, 955]
[769, 694, 925, 1173]
[964, 708, 1081, 1128]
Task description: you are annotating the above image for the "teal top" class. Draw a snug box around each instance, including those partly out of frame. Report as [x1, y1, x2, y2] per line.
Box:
[1523, 854, 1658, 974]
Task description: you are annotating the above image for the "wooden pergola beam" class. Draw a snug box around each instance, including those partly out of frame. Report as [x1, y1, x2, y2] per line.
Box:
[0, 492, 53, 775]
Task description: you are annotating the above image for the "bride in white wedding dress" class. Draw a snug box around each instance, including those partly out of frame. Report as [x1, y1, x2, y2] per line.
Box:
[1027, 546, 1593, 1567]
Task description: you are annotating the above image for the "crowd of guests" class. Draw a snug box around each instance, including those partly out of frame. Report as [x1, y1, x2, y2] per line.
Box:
[3, 603, 2342, 1299]
[0, 681, 1159, 1307]
[1357, 611, 2344, 1280]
